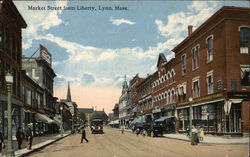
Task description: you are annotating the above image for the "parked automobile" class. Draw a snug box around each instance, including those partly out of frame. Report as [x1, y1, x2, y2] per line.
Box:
[90, 119, 104, 134]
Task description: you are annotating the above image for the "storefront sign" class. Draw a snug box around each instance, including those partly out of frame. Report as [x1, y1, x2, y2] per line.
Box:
[177, 93, 224, 107]
[227, 92, 250, 100]
[40, 44, 52, 66]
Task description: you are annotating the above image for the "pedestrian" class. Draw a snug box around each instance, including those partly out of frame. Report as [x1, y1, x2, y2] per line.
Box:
[121, 125, 124, 134]
[135, 128, 140, 136]
[16, 127, 25, 149]
[191, 125, 198, 145]
[26, 123, 33, 150]
[0, 132, 4, 154]
[199, 127, 204, 141]
[81, 126, 89, 143]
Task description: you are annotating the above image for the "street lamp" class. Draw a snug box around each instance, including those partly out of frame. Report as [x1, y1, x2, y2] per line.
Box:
[72, 113, 74, 134]
[5, 72, 14, 157]
[188, 97, 193, 140]
[60, 106, 63, 136]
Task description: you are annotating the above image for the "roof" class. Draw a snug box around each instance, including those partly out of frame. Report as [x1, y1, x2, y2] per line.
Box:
[5, 0, 27, 28]
[78, 108, 94, 113]
[172, 6, 250, 53]
[156, 53, 167, 67]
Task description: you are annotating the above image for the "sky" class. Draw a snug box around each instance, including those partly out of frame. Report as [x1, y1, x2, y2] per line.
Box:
[14, 0, 249, 114]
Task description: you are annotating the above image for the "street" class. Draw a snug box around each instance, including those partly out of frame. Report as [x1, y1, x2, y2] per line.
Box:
[28, 127, 249, 157]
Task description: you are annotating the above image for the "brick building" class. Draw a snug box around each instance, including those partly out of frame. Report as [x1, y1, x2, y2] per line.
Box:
[129, 74, 144, 117]
[172, 6, 250, 136]
[0, 0, 27, 136]
[137, 75, 153, 115]
[151, 54, 177, 120]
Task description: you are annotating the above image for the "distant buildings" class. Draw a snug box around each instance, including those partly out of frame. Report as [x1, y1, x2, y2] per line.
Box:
[78, 107, 108, 125]
[78, 107, 94, 125]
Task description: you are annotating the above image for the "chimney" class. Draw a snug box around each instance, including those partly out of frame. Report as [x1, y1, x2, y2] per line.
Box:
[188, 25, 193, 36]
[103, 108, 104, 112]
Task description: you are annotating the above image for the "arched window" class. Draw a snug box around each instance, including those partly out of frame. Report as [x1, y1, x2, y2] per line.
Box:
[168, 90, 171, 103]
[168, 72, 171, 79]
[172, 89, 175, 102]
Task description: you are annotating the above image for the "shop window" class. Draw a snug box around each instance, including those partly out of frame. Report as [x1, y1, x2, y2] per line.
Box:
[192, 45, 200, 70]
[192, 79, 200, 98]
[240, 65, 250, 87]
[181, 54, 186, 75]
[240, 27, 250, 54]
[206, 36, 213, 62]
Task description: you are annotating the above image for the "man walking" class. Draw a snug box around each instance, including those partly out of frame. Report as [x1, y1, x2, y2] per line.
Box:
[26, 123, 33, 150]
[81, 126, 89, 143]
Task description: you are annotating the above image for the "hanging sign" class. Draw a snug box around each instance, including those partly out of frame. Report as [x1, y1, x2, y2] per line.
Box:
[40, 44, 52, 66]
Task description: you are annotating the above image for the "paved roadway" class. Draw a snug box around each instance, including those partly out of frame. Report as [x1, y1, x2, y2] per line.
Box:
[29, 127, 249, 157]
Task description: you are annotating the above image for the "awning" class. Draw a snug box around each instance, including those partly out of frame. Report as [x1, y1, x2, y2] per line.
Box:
[36, 113, 54, 124]
[132, 106, 138, 113]
[53, 116, 61, 125]
[110, 120, 119, 125]
[155, 116, 174, 122]
[131, 116, 145, 124]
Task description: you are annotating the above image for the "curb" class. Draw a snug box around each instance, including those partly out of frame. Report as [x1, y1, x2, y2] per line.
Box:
[163, 136, 249, 145]
[109, 128, 248, 145]
[17, 133, 71, 157]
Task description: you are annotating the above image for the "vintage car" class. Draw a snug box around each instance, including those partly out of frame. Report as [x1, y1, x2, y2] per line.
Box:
[90, 119, 104, 134]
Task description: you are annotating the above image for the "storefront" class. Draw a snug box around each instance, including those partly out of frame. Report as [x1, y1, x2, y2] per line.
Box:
[0, 98, 22, 138]
[177, 96, 246, 135]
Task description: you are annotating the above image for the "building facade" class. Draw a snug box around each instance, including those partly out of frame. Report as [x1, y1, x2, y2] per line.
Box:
[118, 76, 130, 128]
[22, 44, 58, 134]
[172, 6, 250, 136]
[0, 0, 27, 137]
[129, 74, 144, 117]
[151, 54, 177, 119]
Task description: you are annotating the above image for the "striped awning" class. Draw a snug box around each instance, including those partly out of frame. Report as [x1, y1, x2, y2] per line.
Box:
[36, 113, 54, 124]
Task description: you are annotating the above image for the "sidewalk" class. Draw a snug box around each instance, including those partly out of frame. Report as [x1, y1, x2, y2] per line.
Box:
[108, 127, 249, 144]
[1, 131, 71, 157]
[163, 133, 249, 144]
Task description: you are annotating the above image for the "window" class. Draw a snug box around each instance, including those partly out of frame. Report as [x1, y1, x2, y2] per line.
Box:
[207, 36, 213, 62]
[26, 89, 31, 105]
[207, 72, 214, 94]
[0, 59, 3, 89]
[231, 79, 237, 91]
[217, 80, 223, 92]
[240, 65, 250, 87]
[192, 45, 200, 70]
[172, 90, 175, 102]
[240, 27, 250, 54]
[0, 23, 3, 49]
[17, 72, 20, 97]
[181, 54, 186, 75]
[192, 78, 200, 98]
[12, 68, 16, 95]
[12, 35, 16, 60]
